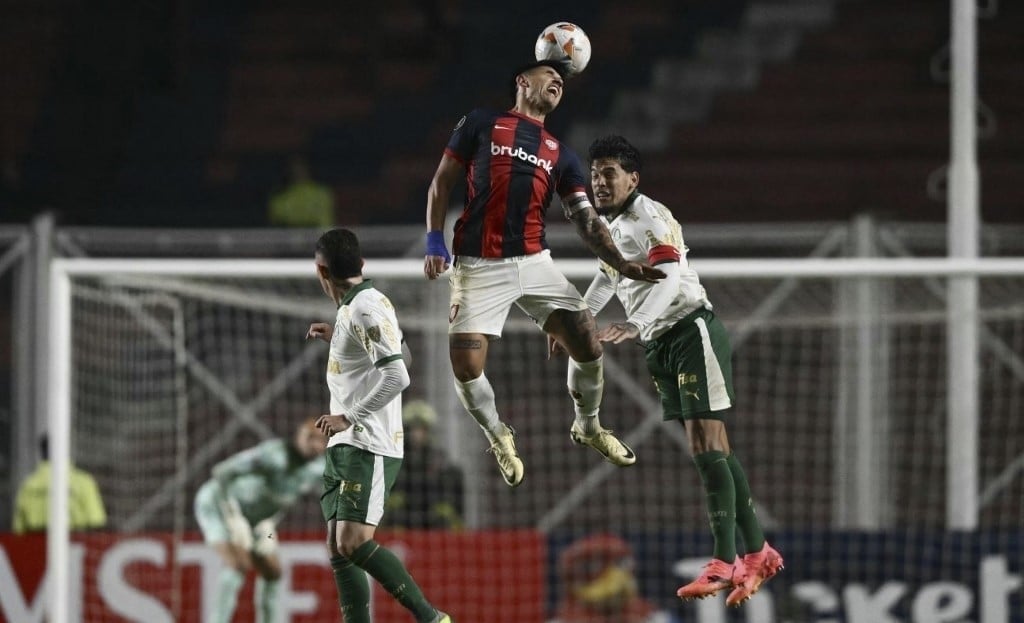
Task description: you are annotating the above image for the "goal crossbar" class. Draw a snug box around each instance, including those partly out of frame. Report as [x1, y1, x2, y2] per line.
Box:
[44, 255, 1024, 621]
[51, 256, 1024, 279]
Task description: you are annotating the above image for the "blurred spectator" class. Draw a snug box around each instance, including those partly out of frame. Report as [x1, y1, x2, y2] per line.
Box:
[549, 534, 679, 623]
[267, 155, 335, 228]
[386, 400, 465, 529]
[12, 434, 107, 533]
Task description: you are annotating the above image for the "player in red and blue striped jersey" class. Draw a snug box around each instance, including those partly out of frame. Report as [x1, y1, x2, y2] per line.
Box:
[423, 60, 665, 487]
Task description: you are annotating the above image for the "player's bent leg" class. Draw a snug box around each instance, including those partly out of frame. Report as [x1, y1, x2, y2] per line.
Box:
[543, 308, 601, 361]
[546, 309, 636, 465]
[453, 371, 523, 487]
[450, 334, 504, 440]
[451, 336, 523, 486]
[679, 417, 741, 599]
[326, 519, 371, 623]
[342, 521, 444, 623]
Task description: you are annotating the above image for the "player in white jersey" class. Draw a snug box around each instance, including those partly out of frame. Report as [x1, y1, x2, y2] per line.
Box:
[306, 228, 451, 623]
[193, 418, 327, 623]
[569, 136, 783, 607]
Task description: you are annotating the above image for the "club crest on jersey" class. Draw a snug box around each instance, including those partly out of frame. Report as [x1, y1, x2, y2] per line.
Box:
[544, 138, 558, 150]
[367, 326, 382, 342]
[490, 142, 553, 173]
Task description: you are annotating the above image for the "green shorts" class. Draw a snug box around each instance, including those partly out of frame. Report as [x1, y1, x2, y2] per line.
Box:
[645, 308, 735, 421]
[321, 444, 402, 526]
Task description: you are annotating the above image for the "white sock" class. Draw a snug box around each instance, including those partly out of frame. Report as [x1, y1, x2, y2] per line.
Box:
[454, 374, 504, 442]
[568, 356, 603, 434]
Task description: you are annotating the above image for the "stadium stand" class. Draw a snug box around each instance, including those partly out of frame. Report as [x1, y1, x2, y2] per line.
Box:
[2, 0, 1021, 226]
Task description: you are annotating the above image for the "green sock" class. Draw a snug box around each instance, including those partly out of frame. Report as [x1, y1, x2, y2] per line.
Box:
[727, 453, 766, 553]
[350, 540, 437, 622]
[211, 567, 244, 623]
[694, 450, 737, 562]
[331, 555, 371, 623]
[256, 577, 278, 623]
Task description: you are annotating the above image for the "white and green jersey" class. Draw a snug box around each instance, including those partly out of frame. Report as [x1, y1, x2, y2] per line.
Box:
[326, 279, 405, 458]
[594, 193, 711, 341]
[210, 438, 325, 524]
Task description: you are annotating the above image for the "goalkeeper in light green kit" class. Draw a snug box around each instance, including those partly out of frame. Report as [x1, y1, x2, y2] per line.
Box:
[193, 419, 327, 623]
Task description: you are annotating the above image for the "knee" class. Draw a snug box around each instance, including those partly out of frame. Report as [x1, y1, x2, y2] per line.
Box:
[452, 363, 481, 383]
[326, 536, 341, 559]
[449, 349, 484, 382]
[685, 419, 729, 455]
[338, 533, 369, 559]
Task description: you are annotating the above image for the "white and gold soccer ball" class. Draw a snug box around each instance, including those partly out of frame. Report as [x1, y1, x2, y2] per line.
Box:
[534, 22, 591, 76]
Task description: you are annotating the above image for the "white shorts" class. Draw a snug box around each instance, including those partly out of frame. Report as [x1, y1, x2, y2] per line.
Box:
[194, 481, 231, 544]
[448, 250, 587, 336]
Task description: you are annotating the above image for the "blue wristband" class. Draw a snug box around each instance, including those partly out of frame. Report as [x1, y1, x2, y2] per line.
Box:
[426, 230, 451, 262]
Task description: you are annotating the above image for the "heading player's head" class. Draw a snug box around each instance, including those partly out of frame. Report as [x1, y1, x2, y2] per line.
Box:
[315, 228, 363, 298]
[588, 135, 641, 217]
[511, 60, 567, 117]
[294, 417, 327, 459]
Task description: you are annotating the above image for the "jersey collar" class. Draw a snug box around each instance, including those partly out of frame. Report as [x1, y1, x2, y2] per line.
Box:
[607, 190, 641, 223]
[340, 279, 373, 306]
[506, 109, 545, 127]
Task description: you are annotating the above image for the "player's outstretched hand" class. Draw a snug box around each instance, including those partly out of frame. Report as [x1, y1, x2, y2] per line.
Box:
[316, 414, 351, 436]
[597, 322, 640, 344]
[306, 322, 333, 342]
[620, 261, 666, 283]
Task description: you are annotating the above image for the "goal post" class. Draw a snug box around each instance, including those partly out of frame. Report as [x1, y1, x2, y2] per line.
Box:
[44, 255, 1024, 622]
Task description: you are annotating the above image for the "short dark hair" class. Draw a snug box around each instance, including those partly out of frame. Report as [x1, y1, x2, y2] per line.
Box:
[509, 59, 569, 100]
[588, 135, 642, 173]
[315, 228, 362, 280]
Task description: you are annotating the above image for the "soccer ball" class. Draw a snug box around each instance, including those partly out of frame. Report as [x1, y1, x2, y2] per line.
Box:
[534, 22, 591, 76]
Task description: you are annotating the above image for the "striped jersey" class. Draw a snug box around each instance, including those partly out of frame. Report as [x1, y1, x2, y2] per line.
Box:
[444, 108, 588, 258]
[325, 280, 405, 458]
[599, 193, 712, 341]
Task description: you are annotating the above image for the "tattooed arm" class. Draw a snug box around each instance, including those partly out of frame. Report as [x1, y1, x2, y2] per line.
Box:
[567, 204, 666, 283]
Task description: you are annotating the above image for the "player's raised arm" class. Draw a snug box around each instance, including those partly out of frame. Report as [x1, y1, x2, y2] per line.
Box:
[565, 199, 666, 283]
[424, 155, 463, 280]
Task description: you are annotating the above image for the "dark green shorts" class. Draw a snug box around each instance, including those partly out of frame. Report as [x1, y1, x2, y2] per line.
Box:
[645, 308, 735, 421]
[321, 444, 402, 526]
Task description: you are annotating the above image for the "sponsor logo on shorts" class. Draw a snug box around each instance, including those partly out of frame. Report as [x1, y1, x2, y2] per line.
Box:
[677, 373, 698, 387]
[341, 481, 362, 493]
[449, 304, 460, 324]
[327, 359, 341, 374]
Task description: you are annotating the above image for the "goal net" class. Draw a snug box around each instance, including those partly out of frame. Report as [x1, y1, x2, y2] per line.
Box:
[25, 257, 1024, 622]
